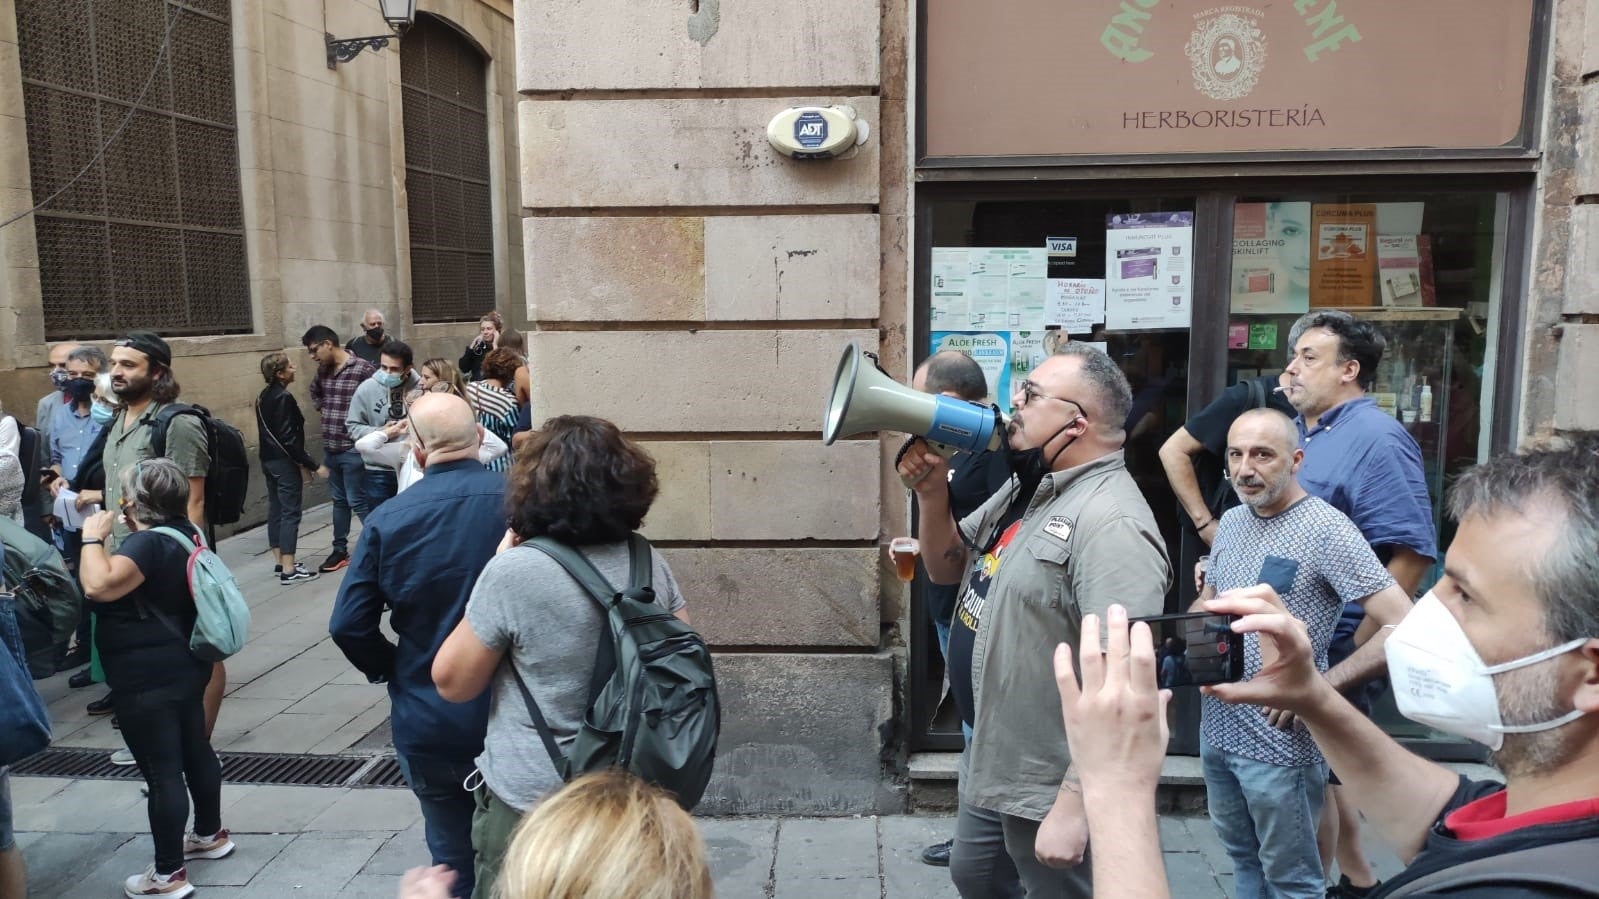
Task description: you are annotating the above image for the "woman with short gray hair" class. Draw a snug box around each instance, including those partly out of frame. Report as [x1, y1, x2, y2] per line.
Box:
[78, 458, 237, 895]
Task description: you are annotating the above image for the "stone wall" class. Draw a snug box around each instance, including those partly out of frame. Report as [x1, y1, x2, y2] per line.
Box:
[515, 0, 909, 813]
[0, 0, 523, 530]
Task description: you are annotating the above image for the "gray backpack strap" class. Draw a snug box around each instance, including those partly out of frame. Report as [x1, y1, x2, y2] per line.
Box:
[1384, 837, 1599, 897]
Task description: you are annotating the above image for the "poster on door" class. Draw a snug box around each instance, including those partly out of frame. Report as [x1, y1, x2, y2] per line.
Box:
[1104, 212, 1193, 330]
[1310, 204, 1377, 307]
[929, 248, 1048, 330]
[1231, 202, 1311, 315]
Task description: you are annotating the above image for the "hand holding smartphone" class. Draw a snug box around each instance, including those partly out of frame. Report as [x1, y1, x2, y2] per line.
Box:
[1129, 612, 1244, 687]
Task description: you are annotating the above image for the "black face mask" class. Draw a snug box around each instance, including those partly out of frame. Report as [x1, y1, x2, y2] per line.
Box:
[64, 378, 95, 403]
[1006, 419, 1080, 497]
[365, 327, 385, 342]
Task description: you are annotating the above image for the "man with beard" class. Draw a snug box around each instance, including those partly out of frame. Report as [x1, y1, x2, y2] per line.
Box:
[98, 331, 226, 761]
[900, 343, 1170, 898]
[345, 308, 387, 366]
[1053, 433, 1599, 898]
[1193, 409, 1411, 899]
[303, 325, 377, 573]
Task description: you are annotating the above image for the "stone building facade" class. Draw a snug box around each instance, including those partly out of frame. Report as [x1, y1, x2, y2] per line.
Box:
[2, 0, 1595, 816]
[0, 0, 525, 527]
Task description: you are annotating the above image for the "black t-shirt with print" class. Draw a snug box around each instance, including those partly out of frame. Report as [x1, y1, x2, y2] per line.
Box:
[94, 520, 210, 697]
[945, 496, 1027, 728]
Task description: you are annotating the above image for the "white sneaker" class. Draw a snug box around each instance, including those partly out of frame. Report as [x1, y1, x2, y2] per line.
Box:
[123, 863, 194, 897]
[183, 828, 236, 860]
[110, 748, 136, 766]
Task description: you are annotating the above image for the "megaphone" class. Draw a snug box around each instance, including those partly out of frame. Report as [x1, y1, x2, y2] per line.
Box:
[822, 343, 1004, 454]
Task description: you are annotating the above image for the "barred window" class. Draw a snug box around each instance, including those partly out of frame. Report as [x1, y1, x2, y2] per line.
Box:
[18, 0, 250, 340]
[401, 14, 495, 324]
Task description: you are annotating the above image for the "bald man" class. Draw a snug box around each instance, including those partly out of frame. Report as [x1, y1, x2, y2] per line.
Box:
[1190, 409, 1412, 899]
[345, 308, 387, 366]
[330, 392, 504, 897]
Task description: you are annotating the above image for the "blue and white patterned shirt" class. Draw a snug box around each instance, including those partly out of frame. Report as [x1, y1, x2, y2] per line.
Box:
[1201, 494, 1394, 767]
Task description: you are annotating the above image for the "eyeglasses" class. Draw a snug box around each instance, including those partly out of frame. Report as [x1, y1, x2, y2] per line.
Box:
[1013, 379, 1083, 414]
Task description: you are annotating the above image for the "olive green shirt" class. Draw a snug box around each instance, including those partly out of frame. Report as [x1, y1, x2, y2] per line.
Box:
[103, 402, 209, 548]
[961, 450, 1171, 821]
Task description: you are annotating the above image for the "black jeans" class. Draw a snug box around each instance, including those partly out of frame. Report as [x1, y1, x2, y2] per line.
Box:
[114, 685, 223, 875]
[261, 457, 305, 557]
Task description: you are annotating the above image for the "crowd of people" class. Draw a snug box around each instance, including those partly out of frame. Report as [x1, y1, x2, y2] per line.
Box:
[2, 303, 1596, 899]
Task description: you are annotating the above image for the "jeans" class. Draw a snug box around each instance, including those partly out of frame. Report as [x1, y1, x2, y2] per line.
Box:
[1201, 738, 1327, 899]
[114, 686, 223, 875]
[396, 753, 477, 898]
[324, 450, 369, 553]
[950, 749, 1024, 899]
[364, 468, 398, 514]
[998, 813, 1093, 899]
[261, 458, 305, 557]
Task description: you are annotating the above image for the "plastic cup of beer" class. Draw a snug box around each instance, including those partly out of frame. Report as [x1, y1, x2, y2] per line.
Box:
[889, 538, 920, 583]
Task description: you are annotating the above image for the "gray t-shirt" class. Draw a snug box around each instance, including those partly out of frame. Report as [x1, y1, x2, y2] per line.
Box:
[466, 540, 686, 812]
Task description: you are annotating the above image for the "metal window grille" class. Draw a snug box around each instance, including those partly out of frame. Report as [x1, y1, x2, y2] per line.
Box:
[18, 0, 251, 340]
[401, 14, 494, 324]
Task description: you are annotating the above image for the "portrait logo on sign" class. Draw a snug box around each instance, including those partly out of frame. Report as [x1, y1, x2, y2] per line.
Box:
[1184, 10, 1266, 101]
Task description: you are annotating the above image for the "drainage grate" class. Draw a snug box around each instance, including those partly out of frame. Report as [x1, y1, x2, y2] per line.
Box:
[10, 748, 406, 789]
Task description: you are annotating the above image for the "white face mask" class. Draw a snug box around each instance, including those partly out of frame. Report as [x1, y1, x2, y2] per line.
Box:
[1384, 592, 1588, 750]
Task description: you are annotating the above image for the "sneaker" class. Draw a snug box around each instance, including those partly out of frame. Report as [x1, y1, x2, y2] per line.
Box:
[273, 564, 282, 575]
[183, 828, 236, 860]
[1332, 876, 1383, 898]
[317, 550, 349, 573]
[280, 564, 321, 585]
[110, 748, 136, 766]
[87, 693, 115, 715]
[920, 838, 953, 867]
[123, 863, 194, 897]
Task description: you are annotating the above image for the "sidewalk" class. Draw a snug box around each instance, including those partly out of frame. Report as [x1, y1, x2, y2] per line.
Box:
[15, 506, 1407, 897]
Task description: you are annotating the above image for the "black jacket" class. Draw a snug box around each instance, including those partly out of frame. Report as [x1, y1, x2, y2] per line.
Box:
[256, 384, 317, 470]
[458, 342, 487, 382]
[68, 426, 108, 493]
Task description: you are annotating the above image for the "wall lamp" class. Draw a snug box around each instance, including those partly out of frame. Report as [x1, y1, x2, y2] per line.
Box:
[326, 0, 417, 69]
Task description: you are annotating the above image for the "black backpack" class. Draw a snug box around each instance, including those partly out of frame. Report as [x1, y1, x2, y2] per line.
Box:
[151, 404, 250, 526]
[507, 534, 720, 809]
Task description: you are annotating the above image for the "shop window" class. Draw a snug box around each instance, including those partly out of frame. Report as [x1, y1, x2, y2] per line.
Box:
[18, 0, 250, 340]
[401, 14, 495, 324]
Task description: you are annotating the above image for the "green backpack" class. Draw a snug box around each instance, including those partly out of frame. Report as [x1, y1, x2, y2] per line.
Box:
[507, 534, 720, 810]
[146, 527, 250, 662]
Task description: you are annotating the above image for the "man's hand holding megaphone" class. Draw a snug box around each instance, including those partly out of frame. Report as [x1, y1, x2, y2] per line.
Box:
[896, 437, 952, 499]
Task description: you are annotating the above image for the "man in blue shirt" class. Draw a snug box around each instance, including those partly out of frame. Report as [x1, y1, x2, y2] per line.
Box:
[1281, 309, 1439, 898]
[330, 393, 503, 898]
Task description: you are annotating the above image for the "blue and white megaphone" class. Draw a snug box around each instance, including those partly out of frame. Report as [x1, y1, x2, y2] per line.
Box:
[822, 342, 1004, 455]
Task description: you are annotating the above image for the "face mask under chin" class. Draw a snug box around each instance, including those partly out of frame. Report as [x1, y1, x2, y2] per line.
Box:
[1006, 420, 1079, 495]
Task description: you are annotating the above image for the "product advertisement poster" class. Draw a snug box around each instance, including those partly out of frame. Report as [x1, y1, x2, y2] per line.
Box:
[1310, 203, 1377, 306]
[1104, 212, 1194, 330]
[930, 331, 1011, 406]
[1230, 202, 1311, 315]
[1375, 235, 1428, 307]
[1044, 278, 1106, 333]
[929, 247, 1049, 330]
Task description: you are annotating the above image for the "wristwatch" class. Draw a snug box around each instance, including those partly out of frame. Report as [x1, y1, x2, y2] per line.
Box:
[82, 538, 104, 546]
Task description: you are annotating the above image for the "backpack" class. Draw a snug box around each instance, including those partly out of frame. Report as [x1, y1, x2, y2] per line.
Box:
[1383, 836, 1599, 896]
[0, 516, 82, 679]
[151, 404, 250, 526]
[0, 593, 51, 766]
[146, 526, 250, 662]
[1202, 377, 1270, 521]
[507, 534, 720, 810]
[18, 424, 42, 509]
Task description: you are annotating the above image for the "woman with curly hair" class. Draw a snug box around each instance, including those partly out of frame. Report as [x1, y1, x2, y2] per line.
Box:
[432, 416, 690, 899]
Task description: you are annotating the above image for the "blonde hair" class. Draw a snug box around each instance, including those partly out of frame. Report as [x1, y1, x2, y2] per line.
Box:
[497, 770, 713, 899]
[420, 357, 473, 411]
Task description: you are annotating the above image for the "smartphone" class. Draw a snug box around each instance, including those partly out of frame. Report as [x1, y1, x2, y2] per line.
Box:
[39, 468, 58, 483]
[1131, 612, 1244, 688]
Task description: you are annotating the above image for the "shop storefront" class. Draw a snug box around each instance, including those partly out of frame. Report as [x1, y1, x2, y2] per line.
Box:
[908, 0, 1549, 759]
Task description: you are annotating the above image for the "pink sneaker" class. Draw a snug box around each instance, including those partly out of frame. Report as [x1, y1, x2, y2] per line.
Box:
[123, 864, 194, 897]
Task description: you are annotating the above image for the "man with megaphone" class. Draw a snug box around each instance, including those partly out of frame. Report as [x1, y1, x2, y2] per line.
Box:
[898, 343, 1171, 899]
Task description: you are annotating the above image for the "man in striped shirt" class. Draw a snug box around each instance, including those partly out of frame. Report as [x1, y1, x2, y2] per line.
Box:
[303, 325, 376, 573]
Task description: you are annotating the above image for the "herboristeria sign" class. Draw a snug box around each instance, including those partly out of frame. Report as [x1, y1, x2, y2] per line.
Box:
[922, 0, 1538, 160]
